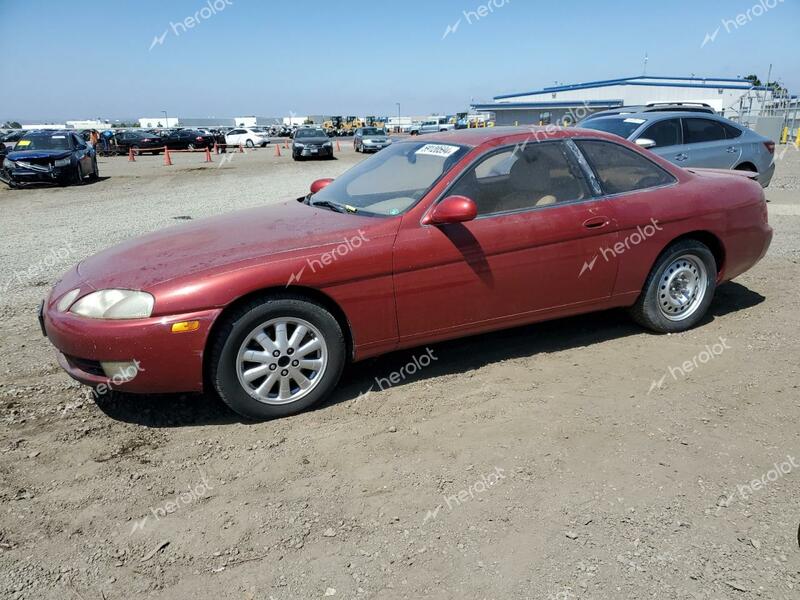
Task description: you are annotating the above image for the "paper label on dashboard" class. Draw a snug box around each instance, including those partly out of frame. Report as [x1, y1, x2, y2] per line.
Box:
[623, 118, 646, 124]
[415, 144, 459, 157]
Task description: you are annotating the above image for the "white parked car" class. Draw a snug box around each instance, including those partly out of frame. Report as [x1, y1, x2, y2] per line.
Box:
[225, 128, 271, 148]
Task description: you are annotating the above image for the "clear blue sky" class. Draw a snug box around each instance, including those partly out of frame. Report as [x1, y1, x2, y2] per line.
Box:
[1, 0, 798, 121]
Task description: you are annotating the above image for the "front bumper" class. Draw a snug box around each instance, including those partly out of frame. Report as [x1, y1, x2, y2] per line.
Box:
[42, 300, 222, 394]
[295, 145, 333, 157]
[1, 164, 71, 185]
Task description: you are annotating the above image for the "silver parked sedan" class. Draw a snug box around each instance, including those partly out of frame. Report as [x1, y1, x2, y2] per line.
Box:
[353, 127, 392, 153]
[580, 111, 776, 187]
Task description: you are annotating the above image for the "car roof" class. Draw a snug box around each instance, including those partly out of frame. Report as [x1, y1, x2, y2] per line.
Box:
[412, 126, 629, 148]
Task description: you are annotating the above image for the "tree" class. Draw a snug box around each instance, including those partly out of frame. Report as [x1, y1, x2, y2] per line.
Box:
[743, 74, 761, 87]
[3, 121, 21, 129]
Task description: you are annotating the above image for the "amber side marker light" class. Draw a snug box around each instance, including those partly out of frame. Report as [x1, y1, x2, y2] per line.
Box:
[171, 320, 200, 333]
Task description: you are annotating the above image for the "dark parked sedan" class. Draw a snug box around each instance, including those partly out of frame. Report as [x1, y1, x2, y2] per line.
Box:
[114, 131, 164, 155]
[162, 129, 215, 150]
[1, 130, 98, 188]
[292, 128, 334, 160]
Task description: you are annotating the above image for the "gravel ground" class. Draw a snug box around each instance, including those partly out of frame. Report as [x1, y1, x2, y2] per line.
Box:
[1, 142, 799, 600]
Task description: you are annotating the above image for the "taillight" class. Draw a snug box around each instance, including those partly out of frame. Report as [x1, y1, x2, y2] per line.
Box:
[764, 141, 775, 155]
[196, 136, 203, 141]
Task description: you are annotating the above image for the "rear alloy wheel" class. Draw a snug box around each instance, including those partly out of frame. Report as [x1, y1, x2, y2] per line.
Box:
[187, 143, 196, 151]
[629, 239, 717, 333]
[210, 296, 345, 420]
[131, 145, 141, 156]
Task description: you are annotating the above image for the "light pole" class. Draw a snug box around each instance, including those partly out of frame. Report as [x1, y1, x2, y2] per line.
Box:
[162, 110, 169, 128]
[396, 102, 401, 134]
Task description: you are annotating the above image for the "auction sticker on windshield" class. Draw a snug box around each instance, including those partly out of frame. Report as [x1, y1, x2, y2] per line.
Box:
[17, 140, 30, 146]
[415, 144, 460, 158]
[623, 118, 646, 124]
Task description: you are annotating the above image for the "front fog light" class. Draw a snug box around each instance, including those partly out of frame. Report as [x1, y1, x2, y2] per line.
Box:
[101, 361, 142, 382]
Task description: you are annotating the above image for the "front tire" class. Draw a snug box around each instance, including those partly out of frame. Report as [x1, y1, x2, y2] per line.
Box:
[72, 162, 84, 185]
[89, 157, 99, 179]
[246, 139, 255, 148]
[209, 296, 346, 420]
[629, 239, 717, 333]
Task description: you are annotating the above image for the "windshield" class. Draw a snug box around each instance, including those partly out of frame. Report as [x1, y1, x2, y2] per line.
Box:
[361, 128, 384, 136]
[580, 117, 645, 139]
[296, 129, 326, 138]
[311, 141, 469, 216]
[15, 133, 72, 151]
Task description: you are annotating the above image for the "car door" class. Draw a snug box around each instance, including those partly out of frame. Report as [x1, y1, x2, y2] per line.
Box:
[392, 141, 621, 340]
[227, 129, 243, 146]
[680, 117, 738, 169]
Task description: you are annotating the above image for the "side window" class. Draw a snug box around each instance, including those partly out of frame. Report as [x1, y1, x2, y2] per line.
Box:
[449, 142, 592, 216]
[576, 140, 675, 195]
[683, 118, 727, 144]
[722, 122, 743, 139]
[641, 119, 681, 148]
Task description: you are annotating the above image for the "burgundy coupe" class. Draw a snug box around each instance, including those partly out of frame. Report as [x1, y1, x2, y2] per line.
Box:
[41, 128, 772, 419]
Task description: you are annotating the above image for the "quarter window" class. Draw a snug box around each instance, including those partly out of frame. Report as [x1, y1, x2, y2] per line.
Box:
[448, 142, 592, 216]
[683, 118, 727, 144]
[641, 119, 681, 148]
[576, 140, 675, 195]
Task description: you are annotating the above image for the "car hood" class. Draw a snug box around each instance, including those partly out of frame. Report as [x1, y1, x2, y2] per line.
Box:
[76, 199, 395, 290]
[7, 149, 72, 161]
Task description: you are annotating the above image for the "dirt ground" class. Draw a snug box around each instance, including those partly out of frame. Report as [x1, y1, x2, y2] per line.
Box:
[1, 141, 799, 600]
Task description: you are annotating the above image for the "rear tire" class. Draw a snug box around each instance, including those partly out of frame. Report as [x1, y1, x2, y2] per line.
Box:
[209, 295, 346, 420]
[629, 239, 717, 333]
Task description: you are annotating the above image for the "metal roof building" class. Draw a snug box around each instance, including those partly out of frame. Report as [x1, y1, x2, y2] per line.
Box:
[473, 75, 776, 126]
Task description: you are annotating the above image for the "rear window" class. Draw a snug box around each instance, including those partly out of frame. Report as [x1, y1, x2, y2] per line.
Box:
[580, 117, 644, 139]
[577, 140, 675, 195]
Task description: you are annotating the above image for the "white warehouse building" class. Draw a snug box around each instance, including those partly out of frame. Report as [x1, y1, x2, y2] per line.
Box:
[473, 76, 776, 126]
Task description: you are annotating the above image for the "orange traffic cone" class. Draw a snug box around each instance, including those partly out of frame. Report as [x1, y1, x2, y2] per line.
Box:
[274, 144, 281, 157]
[204, 147, 212, 163]
[213, 142, 219, 155]
[128, 146, 136, 162]
[336, 140, 341, 151]
[163, 146, 173, 166]
[283, 139, 289, 150]
[239, 144, 244, 154]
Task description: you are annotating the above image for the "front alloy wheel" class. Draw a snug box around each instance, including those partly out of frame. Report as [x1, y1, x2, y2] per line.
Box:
[210, 296, 345, 420]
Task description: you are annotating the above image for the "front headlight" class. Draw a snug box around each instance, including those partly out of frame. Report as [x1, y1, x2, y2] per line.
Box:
[54, 158, 71, 167]
[323, 141, 332, 147]
[293, 142, 305, 148]
[70, 289, 155, 319]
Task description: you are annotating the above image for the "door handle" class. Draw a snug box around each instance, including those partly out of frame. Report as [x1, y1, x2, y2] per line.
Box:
[674, 153, 689, 162]
[583, 216, 609, 229]
[726, 146, 738, 153]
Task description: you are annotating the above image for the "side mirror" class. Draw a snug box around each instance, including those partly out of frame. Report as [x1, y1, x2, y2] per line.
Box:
[425, 195, 478, 225]
[635, 138, 656, 149]
[310, 178, 333, 194]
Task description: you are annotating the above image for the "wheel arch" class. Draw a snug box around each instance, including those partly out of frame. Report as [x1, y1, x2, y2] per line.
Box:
[735, 161, 758, 172]
[658, 230, 726, 274]
[202, 285, 355, 386]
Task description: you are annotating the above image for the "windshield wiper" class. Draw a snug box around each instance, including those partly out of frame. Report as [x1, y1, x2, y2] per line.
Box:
[310, 199, 345, 213]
